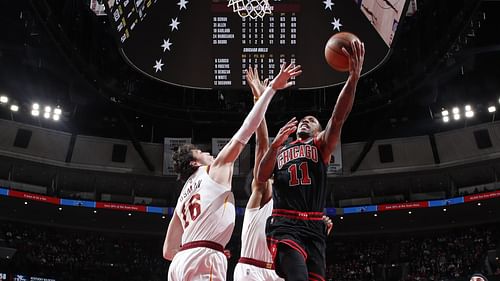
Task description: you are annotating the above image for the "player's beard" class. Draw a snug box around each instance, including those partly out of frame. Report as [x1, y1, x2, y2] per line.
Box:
[297, 130, 312, 139]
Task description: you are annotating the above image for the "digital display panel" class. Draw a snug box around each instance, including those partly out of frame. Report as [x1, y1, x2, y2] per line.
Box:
[106, 0, 408, 89]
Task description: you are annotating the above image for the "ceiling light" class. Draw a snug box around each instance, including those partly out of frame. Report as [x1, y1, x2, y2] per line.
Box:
[10, 105, 19, 112]
[488, 106, 496, 113]
[408, 211, 412, 214]
[0, 96, 8, 103]
[31, 110, 39, 116]
[441, 110, 449, 116]
[464, 105, 471, 111]
[374, 213, 378, 217]
[128, 213, 132, 216]
[452, 107, 459, 114]
[453, 114, 460, 120]
[43, 112, 50, 119]
[340, 216, 344, 220]
[32, 103, 39, 110]
[465, 111, 474, 118]
[443, 116, 449, 123]
[93, 210, 97, 214]
[53, 114, 60, 121]
[44, 106, 51, 113]
[54, 107, 62, 115]
[443, 208, 447, 212]
[58, 207, 62, 211]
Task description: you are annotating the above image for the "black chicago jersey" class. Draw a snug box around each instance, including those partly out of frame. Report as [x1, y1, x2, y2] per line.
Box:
[272, 137, 328, 212]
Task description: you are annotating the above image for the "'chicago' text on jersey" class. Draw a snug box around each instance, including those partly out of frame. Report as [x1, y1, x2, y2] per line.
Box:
[277, 144, 318, 169]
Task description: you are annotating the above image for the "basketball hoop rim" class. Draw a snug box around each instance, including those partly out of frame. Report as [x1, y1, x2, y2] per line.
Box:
[227, 0, 272, 19]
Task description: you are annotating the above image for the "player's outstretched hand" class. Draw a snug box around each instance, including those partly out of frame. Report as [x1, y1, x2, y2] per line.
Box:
[323, 215, 333, 236]
[341, 40, 365, 78]
[270, 117, 297, 149]
[246, 65, 269, 98]
[269, 62, 302, 91]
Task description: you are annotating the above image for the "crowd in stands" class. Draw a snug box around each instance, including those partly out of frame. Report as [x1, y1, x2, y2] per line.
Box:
[0, 220, 498, 281]
[325, 225, 499, 281]
[0, 221, 168, 281]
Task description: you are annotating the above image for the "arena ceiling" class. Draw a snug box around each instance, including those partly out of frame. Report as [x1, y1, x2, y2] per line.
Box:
[0, 0, 500, 144]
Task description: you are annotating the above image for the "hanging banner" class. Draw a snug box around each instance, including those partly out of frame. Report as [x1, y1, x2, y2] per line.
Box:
[327, 142, 343, 176]
[90, 0, 106, 16]
[212, 138, 240, 175]
[163, 138, 192, 176]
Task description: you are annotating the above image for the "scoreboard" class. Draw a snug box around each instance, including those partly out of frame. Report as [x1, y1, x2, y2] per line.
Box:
[212, 2, 300, 87]
[106, 0, 408, 90]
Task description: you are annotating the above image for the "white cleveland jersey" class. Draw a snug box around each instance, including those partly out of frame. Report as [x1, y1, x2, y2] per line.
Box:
[175, 166, 235, 246]
[240, 199, 273, 262]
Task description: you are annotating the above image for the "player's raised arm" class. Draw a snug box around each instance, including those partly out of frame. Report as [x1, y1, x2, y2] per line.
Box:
[163, 213, 183, 261]
[245, 66, 273, 208]
[256, 117, 298, 183]
[209, 63, 302, 187]
[318, 40, 365, 158]
[246, 66, 270, 180]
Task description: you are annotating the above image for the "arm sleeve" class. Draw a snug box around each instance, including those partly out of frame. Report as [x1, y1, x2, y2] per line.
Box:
[232, 86, 276, 144]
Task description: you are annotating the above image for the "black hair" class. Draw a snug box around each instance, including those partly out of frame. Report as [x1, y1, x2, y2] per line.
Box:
[471, 273, 488, 281]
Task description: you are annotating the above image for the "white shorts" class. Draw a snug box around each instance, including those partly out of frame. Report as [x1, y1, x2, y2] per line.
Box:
[233, 263, 284, 281]
[168, 247, 228, 281]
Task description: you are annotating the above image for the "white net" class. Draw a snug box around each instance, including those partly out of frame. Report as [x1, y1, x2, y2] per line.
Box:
[227, 0, 272, 19]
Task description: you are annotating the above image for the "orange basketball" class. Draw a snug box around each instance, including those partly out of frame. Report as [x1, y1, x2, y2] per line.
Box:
[324, 32, 360, 72]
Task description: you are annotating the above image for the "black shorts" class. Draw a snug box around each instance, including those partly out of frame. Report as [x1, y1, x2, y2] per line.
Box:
[265, 213, 327, 280]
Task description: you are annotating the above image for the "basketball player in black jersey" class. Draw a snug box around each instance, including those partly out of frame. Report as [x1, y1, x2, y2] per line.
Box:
[256, 40, 365, 281]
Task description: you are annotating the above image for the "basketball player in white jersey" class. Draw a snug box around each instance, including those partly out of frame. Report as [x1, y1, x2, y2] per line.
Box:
[163, 63, 302, 281]
[234, 67, 333, 281]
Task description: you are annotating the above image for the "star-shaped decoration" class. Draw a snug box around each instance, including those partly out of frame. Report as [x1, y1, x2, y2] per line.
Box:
[161, 38, 172, 52]
[153, 59, 164, 73]
[331, 17, 342, 31]
[323, 0, 334, 10]
[169, 17, 180, 31]
[177, 0, 188, 10]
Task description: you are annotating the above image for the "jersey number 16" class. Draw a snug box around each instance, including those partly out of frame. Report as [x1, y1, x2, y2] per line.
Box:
[182, 193, 201, 228]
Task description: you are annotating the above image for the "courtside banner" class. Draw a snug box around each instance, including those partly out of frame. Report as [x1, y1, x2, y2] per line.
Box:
[464, 190, 500, 202]
[0, 188, 8, 196]
[9, 190, 59, 205]
[378, 201, 428, 211]
[325, 208, 336, 216]
[163, 138, 191, 176]
[343, 205, 377, 214]
[95, 202, 147, 212]
[60, 199, 96, 208]
[30, 277, 56, 281]
[428, 197, 464, 207]
[212, 138, 240, 175]
[146, 206, 165, 214]
[327, 141, 342, 176]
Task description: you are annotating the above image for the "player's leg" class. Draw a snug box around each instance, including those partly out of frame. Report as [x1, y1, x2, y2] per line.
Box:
[167, 253, 182, 281]
[234, 263, 264, 281]
[266, 217, 308, 280]
[275, 243, 308, 281]
[265, 268, 285, 281]
[305, 237, 327, 281]
[170, 248, 227, 281]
